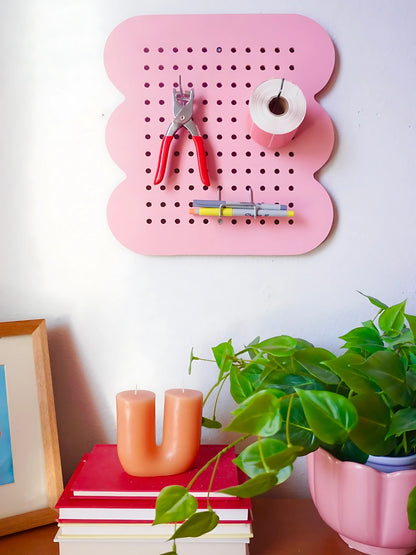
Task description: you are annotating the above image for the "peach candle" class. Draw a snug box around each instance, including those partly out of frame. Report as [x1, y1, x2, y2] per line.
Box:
[116, 388, 203, 476]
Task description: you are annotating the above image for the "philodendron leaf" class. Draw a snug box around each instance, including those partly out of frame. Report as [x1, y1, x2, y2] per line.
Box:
[233, 438, 294, 484]
[260, 370, 323, 394]
[170, 510, 219, 539]
[154, 486, 197, 525]
[201, 416, 222, 429]
[386, 407, 416, 438]
[349, 393, 396, 455]
[357, 350, 412, 407]
[357, 291, 388, 310]
[245, 336, 260, 359]
[378, 301, 406, 336]
[273, 397, 318, 452]
[240, 362, 265, 384]
[220, 472, 277, 498]
[328, 439, 368, 464]
[212, 340, 234, 379]
[323, 352, 378, 395]
[255, 335, 297, 357]
[339, 326, 384, 354]
[293, 348, 338, 385]
[296, 389, 358, 445]
[230, 365, 254, 403]
[406, 314, 416, 342]
[383, 328, 414, 350]
[224, 390, 282, 436]
[408, 486, 416, 529]
[259, 444, 305, 471]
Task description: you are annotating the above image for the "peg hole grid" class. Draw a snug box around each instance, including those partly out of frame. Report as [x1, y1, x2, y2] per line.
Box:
[141, 44, 300, 227]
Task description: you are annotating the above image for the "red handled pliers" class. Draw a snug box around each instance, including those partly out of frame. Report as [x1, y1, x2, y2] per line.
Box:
[154, 86, 210, 186]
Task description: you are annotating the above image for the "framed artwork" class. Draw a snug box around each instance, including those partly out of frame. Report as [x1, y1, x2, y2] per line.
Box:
[0, 320, 63, 536]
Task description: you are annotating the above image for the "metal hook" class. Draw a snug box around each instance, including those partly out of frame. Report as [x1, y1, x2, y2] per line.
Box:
[217, 186, 225, 224]
[247, 185, 254, 203]
[276, 78, 285, 100]
[247, 186, 258, 218]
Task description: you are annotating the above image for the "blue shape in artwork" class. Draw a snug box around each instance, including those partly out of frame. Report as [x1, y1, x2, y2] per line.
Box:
[0, 364, 14, 485]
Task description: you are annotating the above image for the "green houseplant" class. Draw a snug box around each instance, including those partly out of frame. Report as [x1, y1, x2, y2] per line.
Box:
[154, 293, 416, 554]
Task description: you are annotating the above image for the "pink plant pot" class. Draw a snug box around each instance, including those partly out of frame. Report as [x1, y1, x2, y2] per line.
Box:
[307, 448, 416, 555]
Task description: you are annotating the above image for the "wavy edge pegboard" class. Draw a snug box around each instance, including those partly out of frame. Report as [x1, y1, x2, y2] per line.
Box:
[104, 14, 335, 255]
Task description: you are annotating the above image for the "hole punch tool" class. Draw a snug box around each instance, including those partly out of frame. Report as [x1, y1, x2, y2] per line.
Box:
[154, 79, 210, 187]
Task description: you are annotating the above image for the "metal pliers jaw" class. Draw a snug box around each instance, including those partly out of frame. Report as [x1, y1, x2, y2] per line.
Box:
[154, 87, 210, 186]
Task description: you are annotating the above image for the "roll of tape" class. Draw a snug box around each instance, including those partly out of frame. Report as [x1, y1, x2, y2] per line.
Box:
[248, 79, 307, 149]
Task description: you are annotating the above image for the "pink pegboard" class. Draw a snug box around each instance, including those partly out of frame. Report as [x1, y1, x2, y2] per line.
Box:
[104, 14, 335, 255]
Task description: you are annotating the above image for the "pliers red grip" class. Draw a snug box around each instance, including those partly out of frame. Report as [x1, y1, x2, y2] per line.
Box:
[154, 87, 210, 186]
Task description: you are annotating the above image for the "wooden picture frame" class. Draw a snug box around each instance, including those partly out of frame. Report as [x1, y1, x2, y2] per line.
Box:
[0, 319, 63, 536]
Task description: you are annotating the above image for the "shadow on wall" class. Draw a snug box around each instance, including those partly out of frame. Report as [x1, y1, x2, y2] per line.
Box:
[47, 325, 108, 484]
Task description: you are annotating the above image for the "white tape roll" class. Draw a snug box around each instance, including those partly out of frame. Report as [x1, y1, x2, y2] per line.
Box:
[248, 79, 307, 149]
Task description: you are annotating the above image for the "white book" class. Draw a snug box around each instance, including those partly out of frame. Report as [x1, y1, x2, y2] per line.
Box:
[57, 506, 249, 522]
[57, 521, 252, 540]
[55, 531, 250, 555]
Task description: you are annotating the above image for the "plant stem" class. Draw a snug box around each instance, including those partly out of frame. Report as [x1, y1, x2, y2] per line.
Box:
[212, 376, 228, 420]
[257, 437, 270, 472]
[285, 394, 294, 447]
[186, 435, 250, 492]
[202, 373, 229, 408]
[206, 455, 221, 510]
[403, 432, 408, 455]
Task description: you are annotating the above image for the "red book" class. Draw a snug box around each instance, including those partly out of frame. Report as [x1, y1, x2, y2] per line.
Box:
[70, 444, 240, 499]
[56, 447, 251, 524]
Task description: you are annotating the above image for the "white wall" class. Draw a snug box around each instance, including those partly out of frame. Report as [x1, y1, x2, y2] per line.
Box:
[1, 0, 415, 496]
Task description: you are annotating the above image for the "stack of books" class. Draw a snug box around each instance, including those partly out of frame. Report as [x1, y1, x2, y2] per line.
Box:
[54, 444, 252, 555]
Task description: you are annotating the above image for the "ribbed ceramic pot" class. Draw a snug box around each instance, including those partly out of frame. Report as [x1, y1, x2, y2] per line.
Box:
[307, 448, 416, 555]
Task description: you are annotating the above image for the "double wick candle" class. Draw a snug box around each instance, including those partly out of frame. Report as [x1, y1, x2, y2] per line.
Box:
[116, 388, 203, 477]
